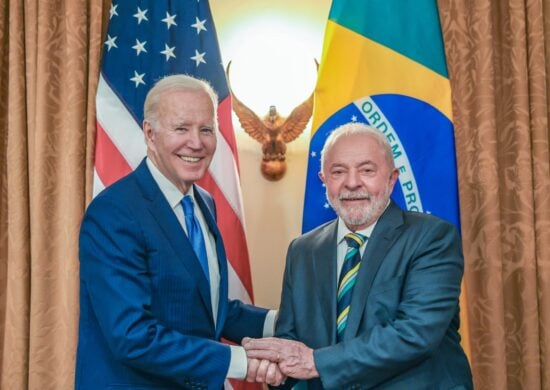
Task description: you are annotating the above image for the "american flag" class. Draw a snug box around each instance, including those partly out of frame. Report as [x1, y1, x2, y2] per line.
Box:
[94, 1, 257, 387]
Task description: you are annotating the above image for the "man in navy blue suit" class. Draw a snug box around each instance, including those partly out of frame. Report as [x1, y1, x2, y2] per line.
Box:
[76, 75, 282, 389]
[244, 123, 473, 389]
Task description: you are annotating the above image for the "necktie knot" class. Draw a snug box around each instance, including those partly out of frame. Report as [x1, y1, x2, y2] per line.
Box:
[344, 232, 366, 249]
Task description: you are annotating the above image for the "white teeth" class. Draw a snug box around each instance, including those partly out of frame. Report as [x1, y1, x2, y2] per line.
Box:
[180, 156, 201, 162]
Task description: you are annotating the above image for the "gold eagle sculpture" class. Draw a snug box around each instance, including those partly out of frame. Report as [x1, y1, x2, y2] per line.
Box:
[226, 61, 315, 181]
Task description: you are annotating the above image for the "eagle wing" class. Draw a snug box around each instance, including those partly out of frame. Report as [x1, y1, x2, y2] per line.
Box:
[280, 91, 314, 143]
[226, 61, 266, 143]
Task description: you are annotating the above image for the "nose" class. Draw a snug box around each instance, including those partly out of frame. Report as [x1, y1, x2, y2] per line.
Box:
[343, 171, 361, 190]
[186, 128, 203, 150]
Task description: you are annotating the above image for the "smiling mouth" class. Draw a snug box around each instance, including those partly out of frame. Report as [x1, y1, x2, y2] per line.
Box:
[179, 156, 202, 163]
[339, 193, 371, 202]
[341, 197, 369, 203]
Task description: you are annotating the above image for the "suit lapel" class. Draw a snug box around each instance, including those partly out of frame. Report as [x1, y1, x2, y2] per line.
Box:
[344, 202, 405, 339]
[312, 221, 339, 345]
[133, 161, 214, 323]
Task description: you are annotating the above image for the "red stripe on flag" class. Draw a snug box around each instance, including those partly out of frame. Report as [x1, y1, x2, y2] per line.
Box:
[211, 95, 263, 390]
[95, 123, 132, 186]
[230, 379, 264, 390]
[198, 172, 254, 301]
[217, 97, 240, 171]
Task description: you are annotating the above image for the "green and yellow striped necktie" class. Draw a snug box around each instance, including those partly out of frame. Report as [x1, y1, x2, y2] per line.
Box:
[336, 232, 367, 341]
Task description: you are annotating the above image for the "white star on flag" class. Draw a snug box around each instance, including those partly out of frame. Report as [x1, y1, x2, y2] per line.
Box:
[133, 7, 148, 24]
[191, 17, 207, 34]
[104, 35, 118, 51]
[162, 12, 177, 29]
[109, 4, 118, 19]
[132, 39, 147, 56]
[351, 115, 357, 122]
[190, 49, 206, 66]
[310, 151, 317, 158]
[130, 71, 146, 87]
[160, 44, 176, 61]
[323, 203, 330, 209]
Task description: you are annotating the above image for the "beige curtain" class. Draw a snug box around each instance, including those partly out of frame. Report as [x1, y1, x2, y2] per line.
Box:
[1, 0, 549, 389]
[439, 0, 550, 389]
[0, 0, 109, 388]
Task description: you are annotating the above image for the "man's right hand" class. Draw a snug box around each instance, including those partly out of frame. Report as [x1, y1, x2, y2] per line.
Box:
[246, 357, 286, 386]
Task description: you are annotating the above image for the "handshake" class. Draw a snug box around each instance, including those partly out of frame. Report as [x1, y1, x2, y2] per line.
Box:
[242, 337, 319, 386]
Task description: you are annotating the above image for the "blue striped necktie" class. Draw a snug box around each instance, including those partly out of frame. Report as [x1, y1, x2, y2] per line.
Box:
[181, 195, 209, 282]
[336, 232, 367, 341]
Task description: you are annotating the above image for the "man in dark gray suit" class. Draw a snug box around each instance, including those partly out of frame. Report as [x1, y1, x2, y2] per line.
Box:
[243, 122, 473, 389]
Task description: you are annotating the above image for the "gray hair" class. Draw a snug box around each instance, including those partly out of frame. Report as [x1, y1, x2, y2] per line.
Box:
[143, 74, 219, 129]
[320, 122, 395, 172]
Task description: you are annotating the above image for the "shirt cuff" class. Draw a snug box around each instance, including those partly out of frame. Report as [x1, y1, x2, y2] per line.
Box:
[262, 309, 278, 337]
[227, 345, 247, 379]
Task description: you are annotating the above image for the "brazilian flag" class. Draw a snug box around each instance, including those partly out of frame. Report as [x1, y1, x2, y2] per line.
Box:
[302, 0, 459, 233]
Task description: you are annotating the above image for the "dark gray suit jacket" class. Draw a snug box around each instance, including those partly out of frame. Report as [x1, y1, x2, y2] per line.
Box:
[275, 201, 472, 389]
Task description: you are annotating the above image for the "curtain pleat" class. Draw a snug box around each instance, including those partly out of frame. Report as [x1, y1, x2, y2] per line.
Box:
[0, 1, 109, 389]
[439, 0, 550, 388]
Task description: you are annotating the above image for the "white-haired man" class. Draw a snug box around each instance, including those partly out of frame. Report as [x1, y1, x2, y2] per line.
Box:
[76, 75, 281, 389]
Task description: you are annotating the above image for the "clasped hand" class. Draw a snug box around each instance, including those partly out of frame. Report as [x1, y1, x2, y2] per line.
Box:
[243, 337, 319, 386]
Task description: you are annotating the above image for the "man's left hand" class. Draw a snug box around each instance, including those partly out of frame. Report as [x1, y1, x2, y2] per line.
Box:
[243, 337, 319, 380]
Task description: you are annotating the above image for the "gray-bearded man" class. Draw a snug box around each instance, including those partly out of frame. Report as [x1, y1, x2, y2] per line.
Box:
[244, 122, 472, 389]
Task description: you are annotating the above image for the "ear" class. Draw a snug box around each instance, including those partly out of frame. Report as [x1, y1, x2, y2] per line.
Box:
[143, 120, 155, 148]
[318, 171, 326, 185]
[388, 168, 399, 189]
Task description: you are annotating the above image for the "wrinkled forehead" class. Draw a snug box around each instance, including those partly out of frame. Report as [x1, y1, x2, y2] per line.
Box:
[159, 89, 214, 114]
[329, 133, 382, 157]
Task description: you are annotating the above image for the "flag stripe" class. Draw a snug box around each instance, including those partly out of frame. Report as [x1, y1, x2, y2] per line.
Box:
[313, 20, 452, 132]
[329, 0, 448, 77]
[198, 172, 253, 297]
[93, 168, 106, 198]
[206, 98, 245, 224]
[227, 257, 252, 304]
[96, 75, 146, 169]
[94, 124, 133, 187]
[216, 97, 240, 167]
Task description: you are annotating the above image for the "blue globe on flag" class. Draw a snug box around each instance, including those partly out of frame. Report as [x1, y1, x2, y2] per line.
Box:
[303, 94, 460, 233]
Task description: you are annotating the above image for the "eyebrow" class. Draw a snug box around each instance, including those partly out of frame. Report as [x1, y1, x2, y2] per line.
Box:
[358, 161, 377, 168]
[168, 120, 214, 128]
[330, 160, 377, 169]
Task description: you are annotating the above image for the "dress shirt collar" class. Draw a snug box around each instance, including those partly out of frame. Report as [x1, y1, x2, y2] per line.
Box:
[336, 218, 377, 246]
[146, 157, 195, 208]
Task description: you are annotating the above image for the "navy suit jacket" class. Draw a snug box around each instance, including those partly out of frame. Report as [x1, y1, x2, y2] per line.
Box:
[276, 202, 472, 389]
[76, 160, 267, 390]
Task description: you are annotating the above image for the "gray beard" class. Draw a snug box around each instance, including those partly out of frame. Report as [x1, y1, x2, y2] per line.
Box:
[327, 187, 391, 228]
